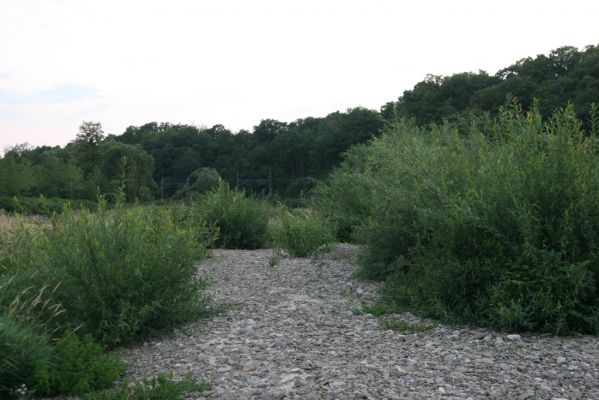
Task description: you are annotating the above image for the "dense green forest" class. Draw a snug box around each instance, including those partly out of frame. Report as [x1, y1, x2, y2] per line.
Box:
[382, 44, 599, 125]
[1, 44, 598, 210]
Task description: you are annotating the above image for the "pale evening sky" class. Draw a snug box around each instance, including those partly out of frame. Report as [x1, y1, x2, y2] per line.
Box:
[0, 0, 598, 152]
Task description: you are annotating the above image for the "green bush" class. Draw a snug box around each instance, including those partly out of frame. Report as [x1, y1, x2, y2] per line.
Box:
[36, 330, 124, 397]
[270, 208, 336, 257]
[0, 202, 213, 348]
[0, 314, 52, 397]
[33, 203, 213, 346]
[0, 202, 214, 398]
[322, 104, 599, 334]
[313, 144, 378, 242]
[196, 184, 271, 249]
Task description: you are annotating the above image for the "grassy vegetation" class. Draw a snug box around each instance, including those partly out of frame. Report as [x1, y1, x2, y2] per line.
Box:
[320, 103, 599, 335]
[0, 196, 214, 398]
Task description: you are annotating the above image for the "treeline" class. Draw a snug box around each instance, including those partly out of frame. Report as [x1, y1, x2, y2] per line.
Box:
[0, 109, 383, 206]
[1, 44, 598, 208]
[113, 108, 383, 198]
[382, 44, 599, 125]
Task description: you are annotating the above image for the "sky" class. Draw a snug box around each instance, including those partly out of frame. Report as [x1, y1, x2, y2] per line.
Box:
[0, 0, 598, 152]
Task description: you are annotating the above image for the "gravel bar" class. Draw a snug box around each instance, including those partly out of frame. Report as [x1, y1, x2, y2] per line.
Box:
[121, 245, 599, 399]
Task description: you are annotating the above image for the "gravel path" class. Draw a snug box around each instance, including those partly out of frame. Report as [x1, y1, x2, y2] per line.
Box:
[122, 245, 599, 399]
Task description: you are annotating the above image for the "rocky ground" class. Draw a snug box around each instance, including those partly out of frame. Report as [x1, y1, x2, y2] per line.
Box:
[121, 245, 599, 399]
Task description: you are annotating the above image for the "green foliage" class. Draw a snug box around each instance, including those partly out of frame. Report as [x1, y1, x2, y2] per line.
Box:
[0, 314, 52, 397]
[83, 373, 209, 400]
[0, 196, 95, 215]
[189, 167, 222, 193]
[313, 143, 377, 241]
[392, 45, 599, 126]
[0, 203, 213, 348]
[175, 167, 222, 199]
[0, 154, 36, 197]
[270, 208, 336, 257]
[0, 201, 213, 398]
[36, 330, 124, 397]
[37, 204, 212, 346]
[100, 143, 158, 201]
[323, 104, 599, 334]
[196, 184, 271, 249]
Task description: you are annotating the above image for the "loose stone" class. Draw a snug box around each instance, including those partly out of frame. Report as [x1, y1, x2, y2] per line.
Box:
[120, 245, 599, 399]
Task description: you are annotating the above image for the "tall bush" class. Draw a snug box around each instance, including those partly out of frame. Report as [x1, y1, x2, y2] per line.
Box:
[322, 104, 599, 334]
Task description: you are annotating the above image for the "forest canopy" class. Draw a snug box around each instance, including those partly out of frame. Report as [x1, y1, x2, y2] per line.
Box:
[1, 44, 598, 210]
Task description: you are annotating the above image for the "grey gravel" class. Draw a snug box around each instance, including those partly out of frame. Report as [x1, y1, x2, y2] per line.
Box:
[121, 245, 599, 399]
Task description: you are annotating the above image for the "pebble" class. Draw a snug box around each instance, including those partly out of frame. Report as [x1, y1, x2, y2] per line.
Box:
[121, 245, 599, 399]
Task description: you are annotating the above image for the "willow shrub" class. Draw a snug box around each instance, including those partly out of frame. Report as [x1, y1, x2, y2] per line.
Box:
[313, 144, 379, 242]
[0, 201, 213, 348]
[39, 202, 212, 346]
[0, 200, 211, 397]
[270, 208, 336, 258]
[324, 104, 599, 334]
[195, 184, 271, 249]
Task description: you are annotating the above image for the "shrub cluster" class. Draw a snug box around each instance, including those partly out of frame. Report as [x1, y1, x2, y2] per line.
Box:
[270, 208, 336, 258]
[195, 184, 271, 249]
[38, 203, 212, 346]
[0, 200, 213, 397]
[321, 104, 599, 334]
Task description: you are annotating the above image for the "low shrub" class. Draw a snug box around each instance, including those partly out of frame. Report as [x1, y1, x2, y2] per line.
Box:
[196, 184, 271, 249]
[270, 208, 335, 258]
[0, 199, 214, 398]
[36, 330, 124, 397]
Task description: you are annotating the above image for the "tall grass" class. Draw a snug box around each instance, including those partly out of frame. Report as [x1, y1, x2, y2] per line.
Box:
[321, 104, 599, 334]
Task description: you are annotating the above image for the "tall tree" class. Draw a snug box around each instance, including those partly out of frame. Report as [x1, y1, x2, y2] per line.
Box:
[74, 121, 105, 179]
